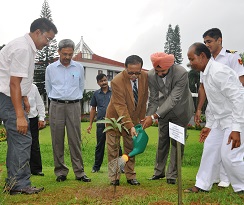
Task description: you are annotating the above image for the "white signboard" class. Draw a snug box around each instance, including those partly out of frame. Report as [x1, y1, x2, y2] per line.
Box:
[169, 122, 185, 145]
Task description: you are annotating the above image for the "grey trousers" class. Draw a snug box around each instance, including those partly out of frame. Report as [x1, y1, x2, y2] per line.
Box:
[49, 101, 85, 178]
[155, 111, 186, 179]
[0, 93, 32, 190]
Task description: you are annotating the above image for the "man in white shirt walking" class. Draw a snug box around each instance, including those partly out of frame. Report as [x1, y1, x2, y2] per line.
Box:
[186, 42, 244, 194]
[194, 28, 244, 188]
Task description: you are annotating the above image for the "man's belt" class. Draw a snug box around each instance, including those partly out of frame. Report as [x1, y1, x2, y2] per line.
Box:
[51, 99, 80, 104]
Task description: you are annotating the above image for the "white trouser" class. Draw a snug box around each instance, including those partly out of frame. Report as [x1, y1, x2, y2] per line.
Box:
[219, 161, 229, 183]
[195, 128, 244, 192]
[195, 128, 223, 191]
[205, 106, 230, 184]
[221, 128, 244, 192]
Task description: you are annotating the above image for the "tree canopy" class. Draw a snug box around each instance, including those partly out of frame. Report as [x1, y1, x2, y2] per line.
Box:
[35, 0, 58, 67]
[164, 24, 183, 64]
[34, 0, 58, 95]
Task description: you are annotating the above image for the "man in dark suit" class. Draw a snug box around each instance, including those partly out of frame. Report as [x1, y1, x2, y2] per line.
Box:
[142, 52, 194, 184]
[106, 55, 148, 186]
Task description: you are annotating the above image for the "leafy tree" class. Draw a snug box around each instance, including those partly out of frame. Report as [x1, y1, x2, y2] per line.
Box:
[173, 25, 183, 64]
[187, 64, 207, 114]
[164, 24, 174, 54]
[81, 90, 94, 113]
[164, 24, 183, 64]
[34, 0, 58, 95]
[188, 68, 200, 93]
[35, 0, 58, 65]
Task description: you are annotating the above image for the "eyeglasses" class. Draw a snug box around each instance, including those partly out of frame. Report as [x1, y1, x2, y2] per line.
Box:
[60, 52, 73, 58]
[127, 71, 141, 75]
[43, 33, 52, 43]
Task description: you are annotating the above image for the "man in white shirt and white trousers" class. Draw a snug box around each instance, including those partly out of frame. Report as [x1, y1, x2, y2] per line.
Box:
[186, 42, 244, 194]
[195, 28, 244, 188]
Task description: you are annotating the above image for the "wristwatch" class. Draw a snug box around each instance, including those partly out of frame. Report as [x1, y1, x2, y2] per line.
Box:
[151, 115, 156, 123]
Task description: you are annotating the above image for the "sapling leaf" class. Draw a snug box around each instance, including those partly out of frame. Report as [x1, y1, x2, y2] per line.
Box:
[103, 126, 115, 133]
[123, 127, 130, 135]
[117, 124, 122, 133]
[117, 116, 125, 122]
[96, 119, 113, 124]
[121, 121, 130, 125]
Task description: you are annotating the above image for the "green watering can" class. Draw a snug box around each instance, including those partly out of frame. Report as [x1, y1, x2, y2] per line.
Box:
[121, 124, 149, 162]
[129, 124, 149, 157]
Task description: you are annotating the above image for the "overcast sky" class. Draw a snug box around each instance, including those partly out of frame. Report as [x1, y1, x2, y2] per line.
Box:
[1, 0, 243, 70]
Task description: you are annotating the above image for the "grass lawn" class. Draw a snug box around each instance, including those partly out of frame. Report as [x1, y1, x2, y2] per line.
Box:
[0, 123, 243, 204]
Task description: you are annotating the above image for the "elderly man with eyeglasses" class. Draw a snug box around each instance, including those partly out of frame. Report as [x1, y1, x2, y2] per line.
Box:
[45, 39, 91, 183]
[106, 55, 148, 186]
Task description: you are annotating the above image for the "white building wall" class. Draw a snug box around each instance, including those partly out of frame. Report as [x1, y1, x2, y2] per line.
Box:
[79, 62, 123, 91]
[78, 61, 124, 113]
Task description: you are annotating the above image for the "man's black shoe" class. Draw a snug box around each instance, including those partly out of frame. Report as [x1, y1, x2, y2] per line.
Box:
[91, 169, 99, 173]
[32, 172, 44, 176]
[167, 178, 176, 184]
[127, 179, 140, 185]
[56, 175, 67, 182]
[148, 174, 165, 180]
[110, 180, 120, 186]
[76, 175, 91, 182]
[9, 186, 44, 195]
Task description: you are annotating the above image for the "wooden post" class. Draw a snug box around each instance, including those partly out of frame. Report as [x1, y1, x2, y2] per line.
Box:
[177, 141, 182, 205]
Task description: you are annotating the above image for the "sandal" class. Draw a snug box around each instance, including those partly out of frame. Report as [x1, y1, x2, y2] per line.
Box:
[184, 186, 208, 193]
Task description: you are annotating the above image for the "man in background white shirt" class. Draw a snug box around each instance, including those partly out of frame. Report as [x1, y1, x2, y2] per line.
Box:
[27, 83, 45, 176]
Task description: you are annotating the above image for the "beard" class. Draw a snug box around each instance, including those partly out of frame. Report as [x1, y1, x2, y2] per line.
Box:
[159, 70, 170, 78]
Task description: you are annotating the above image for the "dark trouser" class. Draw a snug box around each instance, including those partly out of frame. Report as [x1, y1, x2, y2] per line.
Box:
[93, 124, 106, 171]
[93, 124, 122, 171]
[0, 93, 32, 190]
[29, 116, 42, 173]
[155, 111, 186, 179]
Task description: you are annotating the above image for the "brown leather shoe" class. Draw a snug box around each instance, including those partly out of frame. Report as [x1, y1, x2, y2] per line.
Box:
[10, 187, 44, 195]
[127, 179, 140, 185]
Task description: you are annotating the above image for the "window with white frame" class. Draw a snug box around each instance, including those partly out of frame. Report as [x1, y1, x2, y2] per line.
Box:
[107, 70, 113, 81]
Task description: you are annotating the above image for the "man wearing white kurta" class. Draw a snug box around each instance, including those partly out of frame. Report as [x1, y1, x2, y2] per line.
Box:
[186, 42, 244, 194]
